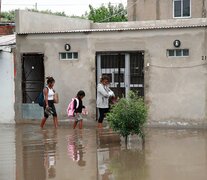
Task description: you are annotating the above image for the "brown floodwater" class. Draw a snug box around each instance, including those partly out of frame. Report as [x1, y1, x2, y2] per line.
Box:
[0, 124, 207, 180]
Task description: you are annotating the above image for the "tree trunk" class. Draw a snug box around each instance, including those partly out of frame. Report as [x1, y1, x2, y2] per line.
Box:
[125, 135, 128, 148]
[140, 132, 145, 147]
[142, 135, 145, 146]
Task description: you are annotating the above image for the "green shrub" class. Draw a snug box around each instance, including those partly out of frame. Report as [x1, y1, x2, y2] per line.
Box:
[107, 91, 148, 143]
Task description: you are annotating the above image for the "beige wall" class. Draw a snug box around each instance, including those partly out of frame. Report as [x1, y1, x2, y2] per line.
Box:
[15, 34, 97, 120]
[92, 28, 207, 126]
[16, 27, 207, 126]
[15, 11, 207, 127]
[128, 0, 207, 21]
[15, 10, 92, 33]
[0, 49, 15, 123]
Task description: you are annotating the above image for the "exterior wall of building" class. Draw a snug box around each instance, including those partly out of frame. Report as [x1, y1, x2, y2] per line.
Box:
[15, 10, 207, 126]
[0, 49, 15, 123]
[15, 34, 97, 121]
[91, 28, 207, 126]
[128, 0, 207, 21]
[15, 10, 92, 33]
[16, 27, 207, 126]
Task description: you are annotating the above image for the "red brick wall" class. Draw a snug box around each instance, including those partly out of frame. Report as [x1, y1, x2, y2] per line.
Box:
[0, 25, 15, 35]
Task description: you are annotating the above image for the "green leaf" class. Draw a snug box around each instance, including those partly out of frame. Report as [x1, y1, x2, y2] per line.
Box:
[86, 3, 127, 23]
[107, 91, 148, 140]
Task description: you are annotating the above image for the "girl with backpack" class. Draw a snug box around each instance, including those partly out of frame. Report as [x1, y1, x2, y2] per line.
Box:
[71, 90, 86, 129]
[40, 77, 58, 128]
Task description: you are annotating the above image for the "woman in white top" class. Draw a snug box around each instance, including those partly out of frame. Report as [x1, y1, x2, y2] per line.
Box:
[97, 75, 115, 128]
[40, 77, 58, 128]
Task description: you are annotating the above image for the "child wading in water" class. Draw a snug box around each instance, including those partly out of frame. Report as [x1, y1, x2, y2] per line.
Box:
[73, 90, 86, 129]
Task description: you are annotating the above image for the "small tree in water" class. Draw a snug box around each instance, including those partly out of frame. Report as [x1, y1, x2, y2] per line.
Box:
[107, 91, 148, 144]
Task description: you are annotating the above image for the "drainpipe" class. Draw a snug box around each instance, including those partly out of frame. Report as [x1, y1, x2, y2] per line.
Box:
[202, 0, 207, 18]
[118, 53, 121, 97]
[0, 0, 1, 22]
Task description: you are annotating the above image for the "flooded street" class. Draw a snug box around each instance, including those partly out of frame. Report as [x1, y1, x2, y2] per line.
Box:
[0, 124, 207, 180]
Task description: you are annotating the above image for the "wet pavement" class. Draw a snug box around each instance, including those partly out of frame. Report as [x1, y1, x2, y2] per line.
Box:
[0, 124, 207, 180]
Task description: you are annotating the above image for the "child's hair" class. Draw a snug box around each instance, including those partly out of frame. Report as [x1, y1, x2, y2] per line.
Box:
[77, 90, 85, 98]
[46, 76, 55, 84]
[100, 75, 110, 83]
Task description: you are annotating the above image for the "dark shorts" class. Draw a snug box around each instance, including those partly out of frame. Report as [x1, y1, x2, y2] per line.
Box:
[98, 108, 109, 123]
[44, 100, 57, 118]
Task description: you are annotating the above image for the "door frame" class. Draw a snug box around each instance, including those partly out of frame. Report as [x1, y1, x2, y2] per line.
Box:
[96, 51, 145, 98]
[21, 53, 45, 104]
[21, 52, 45, 120]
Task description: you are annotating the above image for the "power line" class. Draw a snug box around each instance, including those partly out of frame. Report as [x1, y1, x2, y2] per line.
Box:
[0, 0, 1, 21]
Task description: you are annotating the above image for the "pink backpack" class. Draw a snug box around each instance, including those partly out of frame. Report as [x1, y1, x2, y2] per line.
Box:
[67, 98, 79, 117]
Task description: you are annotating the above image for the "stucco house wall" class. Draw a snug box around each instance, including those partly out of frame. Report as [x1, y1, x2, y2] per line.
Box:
[15, 10, 207, 126]
[15, 10, 92, 33]
[0, 48, 15, 123]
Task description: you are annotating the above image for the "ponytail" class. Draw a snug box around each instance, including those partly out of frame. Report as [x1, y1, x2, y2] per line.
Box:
[46, 76, 55, 84]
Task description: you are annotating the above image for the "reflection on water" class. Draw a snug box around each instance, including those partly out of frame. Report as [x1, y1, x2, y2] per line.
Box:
[15, 125, 97, 180]
[67, 130, 86, 167]
[0, 125, 207, 180]
[97, 130, 148, 180]
[42, 130, 57, 179]
[97, 128, 207, 180]
[0, 125, 15, 180]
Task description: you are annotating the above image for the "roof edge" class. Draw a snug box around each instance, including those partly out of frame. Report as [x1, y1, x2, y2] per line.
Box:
[16, 23, 207, 35]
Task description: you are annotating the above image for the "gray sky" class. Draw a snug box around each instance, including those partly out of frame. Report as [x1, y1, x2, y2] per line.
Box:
[2, 0, 127, 16]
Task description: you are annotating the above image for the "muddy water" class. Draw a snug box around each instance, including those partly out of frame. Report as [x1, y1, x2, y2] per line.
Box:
[0, 125, 207, 180]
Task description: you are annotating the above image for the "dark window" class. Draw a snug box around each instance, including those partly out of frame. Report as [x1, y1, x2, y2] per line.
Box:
[169, 50, 175, 57]
[97, 52, 144, 98]
[73, 52, 78, 59]
[183, 49, 189, 56]
[101, 55, 125, 69]
[167, 49, 189, 57]
[176, 49, 182, 56]
[60, 52, 78, 60]
[183, 0, 190, 16]
[130, 53, 144, 85]
[67, 53, 72, 59]
[174, 0, 190, 18]
[174, 0, 182, 17]
[114, 73, 124, 83]
[61, 53, 66, 59]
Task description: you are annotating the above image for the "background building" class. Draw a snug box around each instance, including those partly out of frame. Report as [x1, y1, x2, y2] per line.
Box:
[128, 0, 207, 21]
[0, 34, 16, 123]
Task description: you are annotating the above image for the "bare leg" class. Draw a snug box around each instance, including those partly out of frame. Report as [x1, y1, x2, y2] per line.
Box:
[53, 116, 58, 128]
[98, 123, 103, 129]
[40, 117, 47, 128]
[79, 120, 83, 129]
[73, 121, 78, 129]
[55, 117, 58, 128]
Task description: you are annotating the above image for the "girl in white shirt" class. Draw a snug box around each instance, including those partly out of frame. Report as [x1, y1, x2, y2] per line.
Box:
[40, 77, 58, 128]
